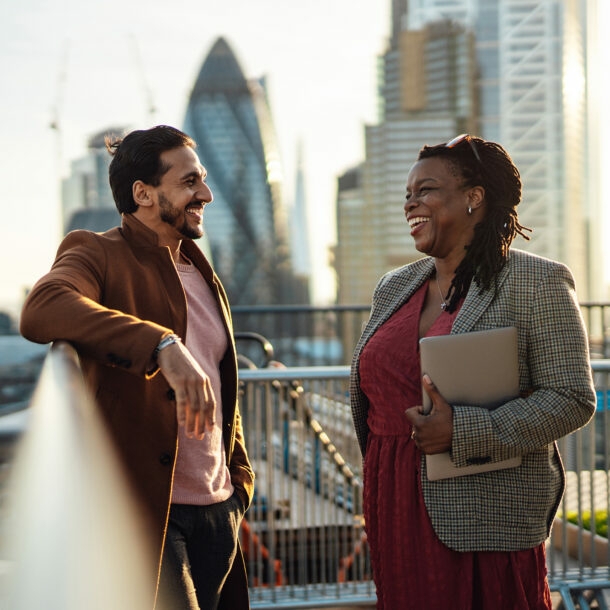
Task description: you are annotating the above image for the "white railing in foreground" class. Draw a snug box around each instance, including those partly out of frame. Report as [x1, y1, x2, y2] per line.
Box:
[0, 342, 156, 610]
[1, 343, 609, 610]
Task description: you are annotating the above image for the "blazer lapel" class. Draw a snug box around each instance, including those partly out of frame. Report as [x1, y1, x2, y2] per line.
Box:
[362, 258, 435, 345]
[362, 252, 514, 343]
[452, 254, 513, 333]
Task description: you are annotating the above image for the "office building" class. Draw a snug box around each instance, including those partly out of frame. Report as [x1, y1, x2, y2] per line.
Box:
[183, 37, 303, 306]
[385, 0, 593, 299]
[290, 143, 312, 303]
[61, 128, 123, 234]
[334, 10, 479, 304]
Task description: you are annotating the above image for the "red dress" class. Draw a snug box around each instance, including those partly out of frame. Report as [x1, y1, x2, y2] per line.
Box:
[359, 282, 552, 610]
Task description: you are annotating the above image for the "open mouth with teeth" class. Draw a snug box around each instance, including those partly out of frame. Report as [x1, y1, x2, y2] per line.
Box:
[186, 204, 203, 220]
[408, 216, 429, 229]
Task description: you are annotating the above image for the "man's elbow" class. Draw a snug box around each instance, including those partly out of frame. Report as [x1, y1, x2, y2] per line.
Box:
[19, 301, 51, 345]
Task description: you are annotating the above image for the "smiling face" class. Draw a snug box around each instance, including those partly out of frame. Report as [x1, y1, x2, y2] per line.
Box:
[133, 145, 213, 246]
[404, 156, 484, 263]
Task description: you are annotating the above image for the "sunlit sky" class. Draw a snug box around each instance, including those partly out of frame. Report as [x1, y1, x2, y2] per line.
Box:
[0, 0, 390, 314]
[0, 0, 609, 316]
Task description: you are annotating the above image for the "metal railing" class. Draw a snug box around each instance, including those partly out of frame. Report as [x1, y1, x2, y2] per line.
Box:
[548, 359, 610, 609]
[232, 303, 610, 366]
[232, 305, 371, 367]
[0, 343, 609, 609]
[580, 304, 610, 359]
[239, 366, 371, 608]
[239, 362, 610, 609]
[0, 342, 156, 610]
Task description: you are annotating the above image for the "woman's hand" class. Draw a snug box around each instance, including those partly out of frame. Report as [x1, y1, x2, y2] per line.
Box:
[405, 374, 453, 454]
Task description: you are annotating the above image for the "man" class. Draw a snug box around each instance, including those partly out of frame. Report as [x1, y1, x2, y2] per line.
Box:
[20, 125, 254, 610]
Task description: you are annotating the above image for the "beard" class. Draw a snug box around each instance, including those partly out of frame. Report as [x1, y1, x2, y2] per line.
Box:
[158, 193, 203, 240]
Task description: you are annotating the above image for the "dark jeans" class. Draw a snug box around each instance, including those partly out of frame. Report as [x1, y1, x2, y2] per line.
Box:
[157, 493, 245, 610]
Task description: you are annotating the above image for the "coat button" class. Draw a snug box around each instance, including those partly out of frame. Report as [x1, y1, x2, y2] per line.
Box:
[159, 453, 172, 466]
[166, 389, 176, 401]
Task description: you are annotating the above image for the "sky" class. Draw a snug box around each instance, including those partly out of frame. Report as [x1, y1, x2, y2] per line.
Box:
[0, 0, 390, 314]
[0, 0, 609, 317]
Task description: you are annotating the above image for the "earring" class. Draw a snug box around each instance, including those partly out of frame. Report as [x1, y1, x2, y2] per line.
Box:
[467, 206, 472, 215]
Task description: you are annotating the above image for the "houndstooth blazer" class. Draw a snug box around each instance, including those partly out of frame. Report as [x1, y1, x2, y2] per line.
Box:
[350, 248, 596, 552]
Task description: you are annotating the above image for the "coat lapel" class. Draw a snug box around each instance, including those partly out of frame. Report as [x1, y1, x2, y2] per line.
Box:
[363, 252, 514, 344]
[361, 258, 435, 346]
[452, 254, 513, 333]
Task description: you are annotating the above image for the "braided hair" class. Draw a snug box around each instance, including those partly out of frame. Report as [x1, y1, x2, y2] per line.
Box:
[417, 136, 531, 312]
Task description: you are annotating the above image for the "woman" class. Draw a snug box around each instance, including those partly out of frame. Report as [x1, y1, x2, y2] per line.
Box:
[350, 135, 596, 609]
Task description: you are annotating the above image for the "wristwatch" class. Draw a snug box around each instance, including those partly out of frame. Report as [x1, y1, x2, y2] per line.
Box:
[153, 333, 181, 364]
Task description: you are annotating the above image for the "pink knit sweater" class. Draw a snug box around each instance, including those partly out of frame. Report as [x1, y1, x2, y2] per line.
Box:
[171, 260, 234, 505]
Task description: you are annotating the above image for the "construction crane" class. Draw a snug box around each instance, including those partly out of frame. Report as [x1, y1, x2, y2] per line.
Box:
[49, 40, 69, 159]
[49, 40, 70, 235]
[50, 40, 70, 133]
[129, 34, 157, 124]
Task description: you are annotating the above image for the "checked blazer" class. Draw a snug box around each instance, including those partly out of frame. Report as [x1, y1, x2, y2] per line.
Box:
[350, 249, 596, 552]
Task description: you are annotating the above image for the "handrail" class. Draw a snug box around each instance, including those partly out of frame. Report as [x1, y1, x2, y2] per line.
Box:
[591, 359, 610, 371]
[234, 331, 276, 369]
[239, 366, 351, 381]
[240, 365, 360, 515]
[0, 341, 155, 610]
[2, 346, 608, 609]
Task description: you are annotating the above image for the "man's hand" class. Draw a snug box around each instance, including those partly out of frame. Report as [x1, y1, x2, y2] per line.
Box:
[404, 374, 453, 454]
[157, 340, 216, 439]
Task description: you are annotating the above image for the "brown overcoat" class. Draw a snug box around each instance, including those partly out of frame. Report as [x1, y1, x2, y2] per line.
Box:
[20, 213, 254, 609]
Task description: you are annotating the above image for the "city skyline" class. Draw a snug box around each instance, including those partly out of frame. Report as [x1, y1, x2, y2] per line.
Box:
[183, 37, 307, 306]
[335, 0, 606, 306]
[0, 0, 389, 315]
[1, 0, 609, 317]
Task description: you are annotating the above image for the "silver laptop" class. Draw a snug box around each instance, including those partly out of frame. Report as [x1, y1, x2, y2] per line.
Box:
[419, 326, 521, 480]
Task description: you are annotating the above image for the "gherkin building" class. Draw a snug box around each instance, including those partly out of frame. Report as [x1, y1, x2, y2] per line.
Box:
[184, 37, 301, 306]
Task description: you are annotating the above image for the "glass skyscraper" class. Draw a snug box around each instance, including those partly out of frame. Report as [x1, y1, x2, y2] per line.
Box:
[407, 0, 594, 300]
[334, 11, 479, 304]
[183, 37, 301, 306]
[334, 0, 597, 303]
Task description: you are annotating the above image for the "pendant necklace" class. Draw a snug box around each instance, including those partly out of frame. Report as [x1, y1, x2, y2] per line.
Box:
[435, 276, 448, 311]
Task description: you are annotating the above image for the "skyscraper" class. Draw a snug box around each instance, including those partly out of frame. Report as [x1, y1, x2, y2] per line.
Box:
[290, 142, 312, 303]
[183, 37, 301, 306]
[61, 127, 123, 234]
[334, 0, 597, 303]
[410, 0, 592, 300]
[334, 13, 479, 304]
[334, 164, 367, 305]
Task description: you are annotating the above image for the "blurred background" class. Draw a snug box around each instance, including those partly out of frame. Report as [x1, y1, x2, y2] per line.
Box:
[2, 4, 610, 607]
[1, 0, 609, 319]
[2, 0, 610, 369]
[0, 0, 389, 314]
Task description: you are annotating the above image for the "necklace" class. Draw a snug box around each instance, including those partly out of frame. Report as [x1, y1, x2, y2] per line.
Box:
[435, 276, 448, 311]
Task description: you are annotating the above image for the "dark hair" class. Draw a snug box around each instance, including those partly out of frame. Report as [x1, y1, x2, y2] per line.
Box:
[106, 125, 196, 214]
[418, 136, 531, 312]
